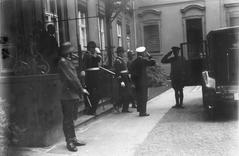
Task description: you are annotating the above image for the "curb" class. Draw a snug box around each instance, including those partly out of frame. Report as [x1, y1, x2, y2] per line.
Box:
[74, 102, 114, 128]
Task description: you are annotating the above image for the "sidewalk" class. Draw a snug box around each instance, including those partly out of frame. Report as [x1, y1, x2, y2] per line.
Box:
[6, 85, 171, 156]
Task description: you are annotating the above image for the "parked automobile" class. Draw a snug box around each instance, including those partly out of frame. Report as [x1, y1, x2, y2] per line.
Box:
[180, 26, 239, 119]
[202, 26, 239, 117]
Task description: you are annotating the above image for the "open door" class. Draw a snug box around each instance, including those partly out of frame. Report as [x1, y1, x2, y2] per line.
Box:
[181, 41, 206, 86]
[180, 18, 206, 86]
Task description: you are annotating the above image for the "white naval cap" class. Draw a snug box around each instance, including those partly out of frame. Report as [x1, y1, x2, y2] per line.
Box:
[135, 46, 146, 53]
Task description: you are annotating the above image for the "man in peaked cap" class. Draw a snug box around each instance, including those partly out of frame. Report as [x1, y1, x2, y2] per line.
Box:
[58, 42, 89, 152]
[129, 46, 156, 117]
[82, 41, 102, 115]
[161, 46, 186, 108]
[113, 47, 132, 113]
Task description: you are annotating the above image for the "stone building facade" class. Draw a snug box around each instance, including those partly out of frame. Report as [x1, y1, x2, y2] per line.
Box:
[0, 0, 135, 73]
[134, 0, 239, 73]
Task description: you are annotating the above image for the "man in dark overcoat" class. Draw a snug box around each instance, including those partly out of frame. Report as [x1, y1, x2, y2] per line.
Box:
[130, 46, 156, 117]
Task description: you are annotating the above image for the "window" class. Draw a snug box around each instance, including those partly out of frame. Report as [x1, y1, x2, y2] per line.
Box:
[43, 0, 60, 45]
[78, 11, 87, 50]
[230, 17, 239, 26]
[143, 25, 160, 53]
[229, 13, 239, 26]
[225, 3, 239, 26]
[117, 22, 122, 47]
[98, 17, 105, 50]
[126, 24, 131, 50]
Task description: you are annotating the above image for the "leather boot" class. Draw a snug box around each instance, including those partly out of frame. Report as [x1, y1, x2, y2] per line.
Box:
[72, 138, 86, 146]
[66, 141, 77, 152]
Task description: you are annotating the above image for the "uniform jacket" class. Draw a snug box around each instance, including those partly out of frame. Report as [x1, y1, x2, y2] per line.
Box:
[82, 51, 101, 89]
[130, 56, 156, 105]
[130, 56, 156, 88]
[113, 56, 131, 100]
[59, 57, 84, 100]
[82, 51, 101, 70]
[113, 56, 127, 76]
[161, 53, 186, 81]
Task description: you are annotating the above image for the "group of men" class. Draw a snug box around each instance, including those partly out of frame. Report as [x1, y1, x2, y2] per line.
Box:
[58, 41, 158, 151]
[113, 46, 156, 116]
[38, 24, 184, 152]
[58, 40, 185, 152]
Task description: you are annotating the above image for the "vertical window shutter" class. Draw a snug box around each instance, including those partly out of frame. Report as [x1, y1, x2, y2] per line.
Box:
[143, 25, 160, 53]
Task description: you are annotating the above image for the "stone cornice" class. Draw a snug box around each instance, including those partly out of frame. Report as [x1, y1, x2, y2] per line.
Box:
[138, 9, 161, 18]
[181, 4, 205, 13]
[137, 0, 203, 10]
[224, 3, 239, 8]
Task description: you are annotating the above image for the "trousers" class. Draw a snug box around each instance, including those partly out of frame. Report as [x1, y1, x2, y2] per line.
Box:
[61, 99, 78, 142]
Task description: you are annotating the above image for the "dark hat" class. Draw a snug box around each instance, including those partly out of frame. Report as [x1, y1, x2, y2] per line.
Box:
[171, 46, 180, 51]
[87, 41, 96, 49]
[116, 47, 124, 53]
[60, 42, 75, 56]
[127, 50, 134, 56]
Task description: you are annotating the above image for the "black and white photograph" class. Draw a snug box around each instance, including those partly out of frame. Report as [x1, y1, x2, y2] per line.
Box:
[0, 0, 239, 155]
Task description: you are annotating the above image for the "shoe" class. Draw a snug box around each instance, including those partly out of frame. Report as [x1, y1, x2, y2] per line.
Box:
[172, 105, 180, 108]
[139, 113, 150, 117]
[72, 138, 86, 146]
[87, 112, 96, 115]
[122, 110, 132, 113]
[132, 104, 137, 108]
[178, 105, 184, 109]
[66, 142, 78, 152]
[114, 107, 120, 113]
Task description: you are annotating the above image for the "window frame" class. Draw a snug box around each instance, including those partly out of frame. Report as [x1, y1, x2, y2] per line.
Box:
[43, 0, 60, 46]
[78, 10, 88, 51]
[98, 16, 105, 50]
[116, 22, 122, 47]
[143, 23, 160, 53]
[126, 24, 131, 50]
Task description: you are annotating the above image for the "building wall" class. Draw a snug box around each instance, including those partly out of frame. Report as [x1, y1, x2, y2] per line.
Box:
[87, 0, 99, 44]
[85, 0, 135, 62]
[67, 0, 79, 49]
[135, 0, 239, 74]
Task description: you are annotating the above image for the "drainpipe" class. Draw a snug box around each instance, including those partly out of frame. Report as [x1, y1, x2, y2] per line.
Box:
[132, 0, 137, 49]
[74, 0, 80, 50]
[105, 0, 113, 67]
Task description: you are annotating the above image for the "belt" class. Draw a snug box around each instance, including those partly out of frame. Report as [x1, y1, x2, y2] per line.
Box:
[85, 67, 100, 71]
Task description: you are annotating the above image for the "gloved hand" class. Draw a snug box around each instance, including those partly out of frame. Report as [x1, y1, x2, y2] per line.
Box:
[121, 81, 125, 87]
[80, 71, 85, 77]
[82, 89, 89, 95]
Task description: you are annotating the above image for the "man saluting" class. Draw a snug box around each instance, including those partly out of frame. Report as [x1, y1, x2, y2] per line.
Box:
[161, 46, 186, 108]
[130, 46, 156, 117]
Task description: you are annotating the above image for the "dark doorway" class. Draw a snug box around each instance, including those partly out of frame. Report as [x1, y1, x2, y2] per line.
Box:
[186, 18, 203, 59]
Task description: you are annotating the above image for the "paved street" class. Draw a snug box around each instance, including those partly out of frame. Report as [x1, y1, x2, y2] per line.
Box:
[136, 86, 239, 156]
[7, 86, 239, 156]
